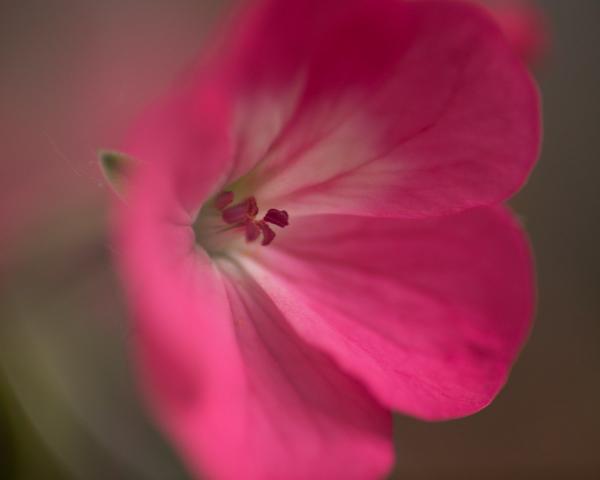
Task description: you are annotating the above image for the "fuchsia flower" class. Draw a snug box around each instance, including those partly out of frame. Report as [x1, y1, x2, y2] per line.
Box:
[112, 0, 540, 478]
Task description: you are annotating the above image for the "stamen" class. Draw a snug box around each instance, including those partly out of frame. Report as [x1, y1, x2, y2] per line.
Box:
[247, 197, 259, 217]
[245, 221, 261, 242]
[209, 192, 288, 247]
[263, 208, 289, 227]
[222, 197, 259, 224]
[257, 221, 276, 246]
[214, 191, 234, 210]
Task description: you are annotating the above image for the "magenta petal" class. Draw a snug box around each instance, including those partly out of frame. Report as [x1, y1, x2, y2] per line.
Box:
[218, 271, 393, 479]
[123, 68, 235, 215]
[241, 206, 535, 420]
[210, 0, 540, 218]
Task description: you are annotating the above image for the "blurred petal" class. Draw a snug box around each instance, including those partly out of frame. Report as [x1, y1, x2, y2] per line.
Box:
[124, 84, 235, 213]
[218, 269, 393, 480]
[240, 206, 535, 420]
[209, 0, 540, 218]
[483, 0, 549, 65]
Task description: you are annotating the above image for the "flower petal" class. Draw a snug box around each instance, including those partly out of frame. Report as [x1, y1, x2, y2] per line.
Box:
[212, 0, 540, 218]
[239, 206, 535, 420]
[123, 77, 236, 214]
[115, 172, 392, 479]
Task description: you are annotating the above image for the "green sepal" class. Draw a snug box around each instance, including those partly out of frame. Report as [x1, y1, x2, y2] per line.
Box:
[99, 150, 135, 195]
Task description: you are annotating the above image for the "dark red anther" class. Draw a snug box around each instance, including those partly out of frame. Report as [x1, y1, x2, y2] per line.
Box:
[263, 208, 289, 227]
[215, 194, 288, 246]
[247, 196, 259, 217]
[222, 196, 259, 224]
[245, 221, 261, 242]
[214, 191, 234, 210]
[257, 221, 276, 246]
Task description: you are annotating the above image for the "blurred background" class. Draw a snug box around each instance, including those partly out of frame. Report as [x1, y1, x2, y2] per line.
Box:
[0, 1, 598, 478]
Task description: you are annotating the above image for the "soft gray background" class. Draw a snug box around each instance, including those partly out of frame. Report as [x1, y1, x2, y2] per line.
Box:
[1, 1, 598, 479]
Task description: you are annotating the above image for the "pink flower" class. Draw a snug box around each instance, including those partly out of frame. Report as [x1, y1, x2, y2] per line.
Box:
[112, 0, 540, 478]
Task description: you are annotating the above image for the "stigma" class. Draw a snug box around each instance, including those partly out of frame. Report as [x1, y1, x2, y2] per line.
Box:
[215, 191, 289, 246]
